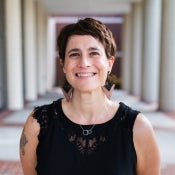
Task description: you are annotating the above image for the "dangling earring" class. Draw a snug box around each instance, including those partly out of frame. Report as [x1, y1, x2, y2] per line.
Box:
[61, 78, 73, 101]
[102, 71, 115, 99]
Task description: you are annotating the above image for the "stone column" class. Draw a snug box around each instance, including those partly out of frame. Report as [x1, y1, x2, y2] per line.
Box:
[141, 0, 162, 103]
[23, 0, 37, 101]
[130, 2, 143, 96]
[0, 0, 7, 109]
[159, 0, 175, 112]
[36, 2, 47, 95]
[5, 0, 24, 109]
[46, 17, 57, 90]
[121, 13, 132, 92]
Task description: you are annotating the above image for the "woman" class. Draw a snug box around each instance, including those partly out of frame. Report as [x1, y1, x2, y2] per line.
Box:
[20, 18, 160, 175]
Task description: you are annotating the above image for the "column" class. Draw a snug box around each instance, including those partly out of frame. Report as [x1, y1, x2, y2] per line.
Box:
[23, 0, 37, 101]
[130, 2, 143, 96]
[36, 2, 47, 95]
[46, 17, 57, 90]
[5, 0, 24, 110]
[141, 0, 162, 103]
[0, 0, 7, 109]
[121, 13, 132, 92]
[159, 0, 175, 112]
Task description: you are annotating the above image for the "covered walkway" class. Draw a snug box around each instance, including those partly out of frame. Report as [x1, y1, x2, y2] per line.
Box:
[0, 0, 175, 174]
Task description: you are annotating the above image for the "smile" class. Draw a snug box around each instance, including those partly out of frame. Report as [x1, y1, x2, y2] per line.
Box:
[75, 73, 96, 77]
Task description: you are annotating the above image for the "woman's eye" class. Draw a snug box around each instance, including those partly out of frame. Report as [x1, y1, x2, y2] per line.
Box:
[69, 53, 80, 57]
[90, 52, 100, 56]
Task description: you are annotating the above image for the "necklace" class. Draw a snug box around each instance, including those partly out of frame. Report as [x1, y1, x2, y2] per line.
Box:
[79, 124, 95, 136]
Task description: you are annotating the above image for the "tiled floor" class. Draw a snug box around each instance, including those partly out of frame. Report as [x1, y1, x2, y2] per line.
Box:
[0, 161, 23, 175]
[161, 164, 175, 175]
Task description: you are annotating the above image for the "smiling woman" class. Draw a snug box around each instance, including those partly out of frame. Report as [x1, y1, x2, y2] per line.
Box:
[20, 17, 160, 175]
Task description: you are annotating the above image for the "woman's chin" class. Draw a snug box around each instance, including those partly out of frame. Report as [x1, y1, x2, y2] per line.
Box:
[74, 86, 102, 93]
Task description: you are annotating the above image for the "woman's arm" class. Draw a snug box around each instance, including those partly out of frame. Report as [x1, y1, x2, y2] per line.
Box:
[133, 113, 161, 175]
[20, 112, 40, 175]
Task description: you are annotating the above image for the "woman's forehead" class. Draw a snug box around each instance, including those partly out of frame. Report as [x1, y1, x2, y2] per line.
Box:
[66, 35, 104, 51]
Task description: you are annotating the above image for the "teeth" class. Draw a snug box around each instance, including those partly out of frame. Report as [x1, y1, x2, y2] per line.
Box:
[76, 73, 95, 77]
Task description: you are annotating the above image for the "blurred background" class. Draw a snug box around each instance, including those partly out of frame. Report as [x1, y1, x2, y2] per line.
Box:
[0, 0, 175, 174]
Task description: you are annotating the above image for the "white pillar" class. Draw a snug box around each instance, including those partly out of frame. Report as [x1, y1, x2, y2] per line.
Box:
[23, 0, 37, 101]
[46, 17, 57, 90]
[130, 2, 143, 96]
[121, 13, 132, 92]
[36, 2, 47, 95]
[159, 0, 175, 112]
[0, 0, 6, 109]
[5, 0, 24, 110]
[142, 0, 162, 103]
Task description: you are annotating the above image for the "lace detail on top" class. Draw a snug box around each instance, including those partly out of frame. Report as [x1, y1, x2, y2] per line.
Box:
[33, 99, 139, 157]
[33, 102, 58, 129]
[33, 106, 49, 129]
[67, 133, 107, 155]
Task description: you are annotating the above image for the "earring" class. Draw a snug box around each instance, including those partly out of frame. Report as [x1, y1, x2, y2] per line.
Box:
[61, 79, 73, 101]
[102, 72, 115, 99]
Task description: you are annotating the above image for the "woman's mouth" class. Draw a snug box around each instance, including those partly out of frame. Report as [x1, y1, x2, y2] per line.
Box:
[75, 73, 96, 77]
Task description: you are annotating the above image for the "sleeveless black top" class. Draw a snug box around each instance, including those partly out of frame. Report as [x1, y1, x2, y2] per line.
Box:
[33, 98, 140, 175]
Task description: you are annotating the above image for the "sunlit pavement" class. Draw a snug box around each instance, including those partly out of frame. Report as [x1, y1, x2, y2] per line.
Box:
[0, 88, 175, 175]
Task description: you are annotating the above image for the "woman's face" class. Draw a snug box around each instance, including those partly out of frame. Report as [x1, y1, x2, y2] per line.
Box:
[63, 35, 114, 92]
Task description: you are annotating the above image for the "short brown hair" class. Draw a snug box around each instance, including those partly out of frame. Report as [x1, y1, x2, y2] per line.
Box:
[57, 18, 117, 62]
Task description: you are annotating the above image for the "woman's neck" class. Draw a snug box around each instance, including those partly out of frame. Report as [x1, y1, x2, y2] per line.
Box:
[63, 88, 117, 124]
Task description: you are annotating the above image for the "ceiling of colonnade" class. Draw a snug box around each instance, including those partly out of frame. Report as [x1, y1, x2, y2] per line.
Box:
[37, 0, 142, 16]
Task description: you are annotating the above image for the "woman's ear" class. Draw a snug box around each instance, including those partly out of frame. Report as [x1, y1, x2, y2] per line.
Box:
[59, 59, 66, 73]
[108, 56, 115, 71]
[59, 59, 64, 68]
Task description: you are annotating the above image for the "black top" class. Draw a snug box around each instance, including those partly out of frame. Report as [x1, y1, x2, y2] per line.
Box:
[33, 98, 140, 175]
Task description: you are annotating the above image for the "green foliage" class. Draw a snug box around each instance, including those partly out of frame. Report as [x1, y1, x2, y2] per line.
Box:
[108, 74, 121, 89]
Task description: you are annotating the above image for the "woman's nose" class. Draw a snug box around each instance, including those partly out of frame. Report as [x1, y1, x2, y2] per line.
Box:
[78, 56, 90, 67]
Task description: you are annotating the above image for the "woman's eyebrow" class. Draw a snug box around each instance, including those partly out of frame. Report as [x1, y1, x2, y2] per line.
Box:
[67, 47, 102, 54]
[67, 48, 79, 54]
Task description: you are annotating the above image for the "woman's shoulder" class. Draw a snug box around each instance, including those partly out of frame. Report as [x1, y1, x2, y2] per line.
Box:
[133, 113, 161, 174]
[118, 102, 155, 138]
[117, 102, 140, 130]
[118, 102, 157, 145]
[119, 103, 161, 174]
[118, 102, 140, 117]
[133, 113, 156, 144]
[32, 98, 62, 129]
[133, 113, 155, 141]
